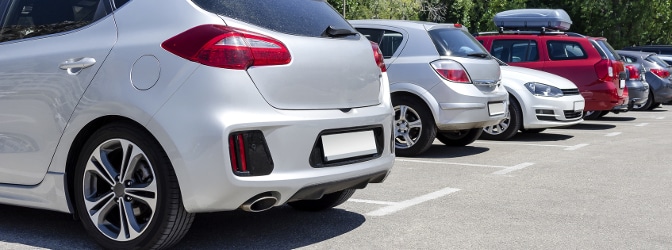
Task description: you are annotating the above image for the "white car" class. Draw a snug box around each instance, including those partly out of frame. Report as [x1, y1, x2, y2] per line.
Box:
[481, 64, 585, 140]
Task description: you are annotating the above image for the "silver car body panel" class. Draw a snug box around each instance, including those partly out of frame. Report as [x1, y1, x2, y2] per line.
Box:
[501, 66, 584, 129]
[350, 20, 508, 131]
[0, 0, 394, 214]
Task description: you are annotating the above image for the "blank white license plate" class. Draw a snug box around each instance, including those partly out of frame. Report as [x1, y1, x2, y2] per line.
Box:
[620, 79, 626, 89]
[574, 101, 585, 111]
[488, 102, 506, 116]
[321, 130, 377, 161]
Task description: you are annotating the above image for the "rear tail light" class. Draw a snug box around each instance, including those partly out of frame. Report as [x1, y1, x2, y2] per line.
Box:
[625, 65, 641, 80]
[430, 59, 471, 83]
[228, 131, 274, 176]
[594, 59, 615, 82]
[370, 41, 387, 72]
[650, 68, 671, 79]
[162, 25, 291, 70]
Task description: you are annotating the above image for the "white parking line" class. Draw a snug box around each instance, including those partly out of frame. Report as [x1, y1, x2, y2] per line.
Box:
[396, 158, 535, 175]
[635, 123, 649, 127]
[348, 199, 398, 206]
[365, 187, 461, 216]
[395, 158, 506, 168]
[656, 117, 665, 120]
[475, 141, 589, 151]
[605, 132, 622, 137]
[491, 162, 535, 175]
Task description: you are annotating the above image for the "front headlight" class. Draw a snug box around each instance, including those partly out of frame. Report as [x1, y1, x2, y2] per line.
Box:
[524, 82, 563, 97]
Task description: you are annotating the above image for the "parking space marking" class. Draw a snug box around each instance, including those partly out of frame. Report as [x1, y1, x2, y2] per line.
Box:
[475, 141, 589, 151]
[656, 117, 665, 120]
[349, 199, 398, 206]
[491, 162, 535, 175]
[605, 132, 622, 137]
[396, 158, 506, 168]
[635, 123, 649, 127]
[365, 187, 461, 216]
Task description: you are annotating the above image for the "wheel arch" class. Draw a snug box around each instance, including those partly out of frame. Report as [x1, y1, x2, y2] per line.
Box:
[390, 83, 440, 124]
[64, 116, 157, 218]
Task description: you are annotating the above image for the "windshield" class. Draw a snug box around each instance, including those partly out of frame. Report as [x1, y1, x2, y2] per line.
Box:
[647, 55, 671, 68]
[429, 28, 490, 58]
[191, 0, 356, 37]
[594, 39, 621, 61]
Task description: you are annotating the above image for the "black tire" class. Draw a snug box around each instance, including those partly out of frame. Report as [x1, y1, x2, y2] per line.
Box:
[436, 128, 483, 146]
[288, 189, 356, 211]
[583, 110, 604, 120]
[480, 97, 522, 140]
[392, 95, 437, 157]
[648, 102, 662, 110]
[74, 122, 194, 250]
[632, 91, 654, 111]
[520, 128, 547, 134]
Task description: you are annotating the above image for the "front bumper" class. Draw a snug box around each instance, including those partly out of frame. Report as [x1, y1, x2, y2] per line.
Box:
[521, 94, 585, 129]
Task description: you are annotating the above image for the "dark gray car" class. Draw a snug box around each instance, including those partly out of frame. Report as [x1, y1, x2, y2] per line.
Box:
[617, 50, 672, 110]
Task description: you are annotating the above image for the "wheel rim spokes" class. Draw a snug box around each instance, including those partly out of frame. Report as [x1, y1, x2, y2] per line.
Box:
[484, 118, 510, 135]
[82, 139, 157, 242]
[394, 105, 422, 149]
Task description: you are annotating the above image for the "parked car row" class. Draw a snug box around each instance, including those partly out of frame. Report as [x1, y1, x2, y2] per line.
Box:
[2, 2, 671, 249]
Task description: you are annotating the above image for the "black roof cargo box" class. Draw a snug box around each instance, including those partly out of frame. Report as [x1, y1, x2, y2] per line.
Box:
[494, 9, 572, 31]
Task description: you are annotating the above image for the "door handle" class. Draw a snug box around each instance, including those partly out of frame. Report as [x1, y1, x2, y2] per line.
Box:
[59, 57, 96, 75]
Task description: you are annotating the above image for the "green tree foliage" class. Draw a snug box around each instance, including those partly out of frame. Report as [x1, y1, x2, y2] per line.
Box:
[327, 0, 672, 48]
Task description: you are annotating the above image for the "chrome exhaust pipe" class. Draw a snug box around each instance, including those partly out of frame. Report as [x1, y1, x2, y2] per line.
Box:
[240, 195, 278, 212]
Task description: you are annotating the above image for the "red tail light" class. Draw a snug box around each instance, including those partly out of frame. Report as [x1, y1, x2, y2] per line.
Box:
[228, 131, 274, 176]
[162, 25, 291, 70]
[370, 41, 387, 72]
[650, 68, 671, 79]
[430, 60, 470, 83]
[625, 65, 641, 80]
[594, 59, 615, 82]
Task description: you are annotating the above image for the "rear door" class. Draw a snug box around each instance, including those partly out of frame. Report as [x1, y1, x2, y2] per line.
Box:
[489, 39, 545, 70]
[0, 0, 116, 185]
[192, 0, 382, 110]
[542, 38, 599, 88]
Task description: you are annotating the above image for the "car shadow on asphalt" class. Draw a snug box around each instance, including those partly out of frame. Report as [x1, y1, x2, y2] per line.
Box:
[0, 203, 365, 249]
[560, 123, 617, 130]
[593, 116, 637, 121]
[421, 144, 490, 158]
[507, 132, 574, 142]
[176, 206, 365, 249]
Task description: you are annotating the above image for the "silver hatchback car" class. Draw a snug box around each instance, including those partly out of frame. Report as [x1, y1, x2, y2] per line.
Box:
[350, 20, 508, 156]
[0, 0, 394, 248]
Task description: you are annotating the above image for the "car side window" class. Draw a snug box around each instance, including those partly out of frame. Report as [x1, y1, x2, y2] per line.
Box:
[490, 39, 538, 63]
[0, 0, 108, 43]
[357, 28, 403, 59]
[547, 41, 587, 60]
[113, 0, 130, 8]
[622, 55, 635, 63]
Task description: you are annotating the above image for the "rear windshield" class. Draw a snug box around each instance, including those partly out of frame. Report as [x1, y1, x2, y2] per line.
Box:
[428, 28, 490, 58]
[646, 55, 670, 68]
[190, 0, 356, 37]
[594, 39, 621, 61]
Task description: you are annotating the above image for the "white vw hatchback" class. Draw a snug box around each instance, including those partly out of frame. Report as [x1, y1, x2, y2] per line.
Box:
[481, 61, 585, 140]
[0, 0, 394, 248]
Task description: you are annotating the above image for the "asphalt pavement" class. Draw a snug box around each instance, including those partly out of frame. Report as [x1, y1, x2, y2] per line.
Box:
[2, 106, 671, 249]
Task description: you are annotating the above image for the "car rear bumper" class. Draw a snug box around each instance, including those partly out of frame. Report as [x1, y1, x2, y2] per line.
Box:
[432, 82, 509, 130]
[148, 66, 395, 213]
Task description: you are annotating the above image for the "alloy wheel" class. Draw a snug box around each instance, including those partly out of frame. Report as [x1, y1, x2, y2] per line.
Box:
[82, 139, 157, 242]
[394, 105, 423, 149]
[483, 116, 510, 135]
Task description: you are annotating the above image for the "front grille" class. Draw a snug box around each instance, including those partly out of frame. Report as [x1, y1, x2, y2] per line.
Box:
[564, 110, 583, 119]
[562, 88, 580, 95]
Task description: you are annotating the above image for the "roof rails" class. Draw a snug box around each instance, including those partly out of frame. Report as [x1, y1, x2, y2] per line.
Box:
[477, 26, 565, 36]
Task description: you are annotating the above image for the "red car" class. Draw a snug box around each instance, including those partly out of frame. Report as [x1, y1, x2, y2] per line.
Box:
[476, 9, 628, 119]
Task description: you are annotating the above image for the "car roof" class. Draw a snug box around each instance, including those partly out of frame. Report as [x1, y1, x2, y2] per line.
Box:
[349, 19, 465, 31]
[616, 50, 657, 58]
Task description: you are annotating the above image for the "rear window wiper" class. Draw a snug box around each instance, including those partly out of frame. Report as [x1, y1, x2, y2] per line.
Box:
[467, 52, 491, 58]
[322, 25, 358, 38]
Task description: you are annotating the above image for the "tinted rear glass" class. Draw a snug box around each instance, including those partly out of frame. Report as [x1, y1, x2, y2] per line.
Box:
[594, 40, 621, 61]
[646, 55, 670, 68]
[428, 28, 489, 57]
[190, 0, 356, 37]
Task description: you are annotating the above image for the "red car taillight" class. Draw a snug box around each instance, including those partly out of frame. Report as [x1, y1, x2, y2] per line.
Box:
[650, 68, 671, 79]
[625, 65, 641, 80]
[594, 59, 616, 82]
[430, 60, 470, 83]
[162, 25, 291, 70]
[370, 41, 387, 72]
